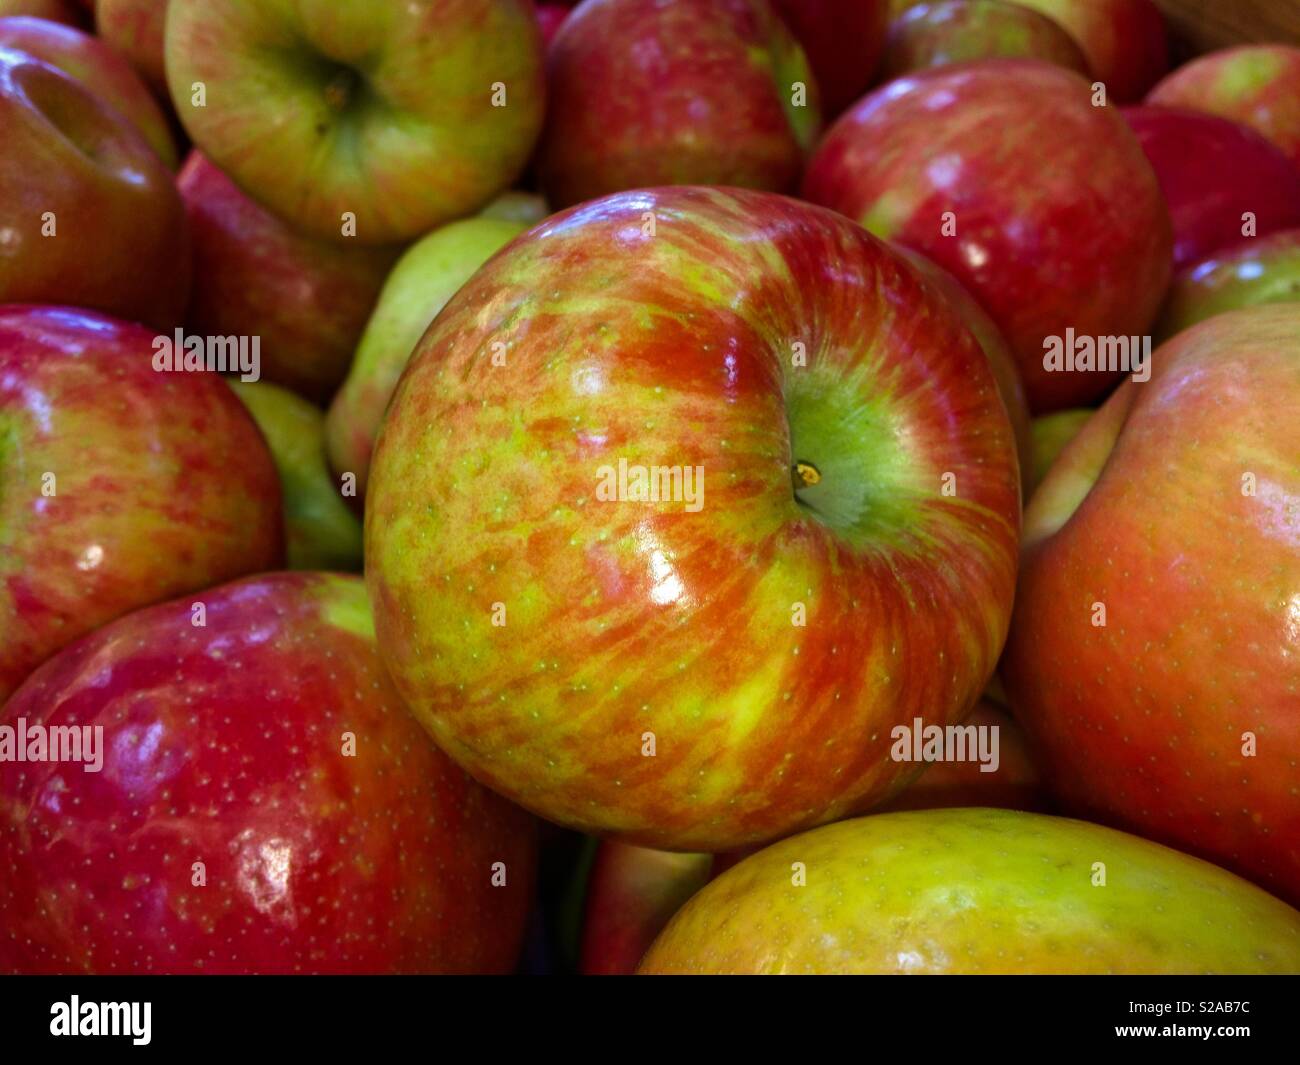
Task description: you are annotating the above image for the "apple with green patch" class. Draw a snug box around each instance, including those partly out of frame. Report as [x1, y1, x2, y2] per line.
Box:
[365, 186, 1020, 851]
[639, 809, 1300, 973]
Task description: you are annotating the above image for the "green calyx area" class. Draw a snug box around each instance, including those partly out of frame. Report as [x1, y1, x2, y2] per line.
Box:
[783, 367, 926, 548]
[277, 46, 377, 136]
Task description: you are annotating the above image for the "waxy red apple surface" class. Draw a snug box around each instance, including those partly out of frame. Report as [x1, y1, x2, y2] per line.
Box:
[770, 0, 888, 116]
[1122, 105, 1300, 271]
[1003, 304, 1300, 908]
[881, 0, 1090, 82]
[0, 306, 283, 704]
[178, 151, 399, 403]
[639, 809, 1300, 973]
[0, 573, 538, 974]
[165, 0, 545, 245]
[365, 187, 1020, 851]
[0, 0, 85, 28]
[1007, 0, 1167, 101]
[1156, 228, 1300, 342]
[0, 16, 176, 166]
[538, 0, 821, 208]
[0, 48, 190, 329]
[803, 59, 1172, 413]
[1147, 45, 1300, 170]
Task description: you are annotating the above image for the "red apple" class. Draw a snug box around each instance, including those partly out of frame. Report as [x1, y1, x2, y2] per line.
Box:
[1122, 105, 1300, 271]
[0, 15, 176, 166]
[0, 306, 284, 704]
[880, 0, 1090, 81]
[770, 0, 889, 116]
[178, 151, 400, 404]
[1002, 303, 1300, 908]
[92, 0, 165, 97]
[536, 3, 569, 47]
[1026, 406, 1091, 496]
[803, 59, 1172, 413]
[0, 48, 190, 328]
[1147, 45, 1300, 171]
[538, 0, 821, 208]
[580, 842, 712, 975]
[0, 572, 538, 974]
[165, 0, 545, 245]
[365, 186, 1021, 851]
[1156, 228, 1300, 343]
[1006, 0, 1167, 102]
[0, 0, 86, 28]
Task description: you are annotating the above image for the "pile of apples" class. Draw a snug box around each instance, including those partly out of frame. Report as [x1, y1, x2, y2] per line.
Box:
[1, 0, 1298, 976]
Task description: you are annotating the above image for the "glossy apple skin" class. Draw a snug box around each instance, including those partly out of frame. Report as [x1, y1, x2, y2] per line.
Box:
[770, 0, 888, 116]
[881, 0, 1089, 81]
[897, 247, 1031, 493]
[326, 216, 527, 501]
[1156, 228, 1300, 342]
[365, 187, 1020, 851]
[803, 59, 1172, 413]
[0, 572, 538, 974]
[1026, 407, 1090, 496]
[228, 381, 362, 572]
[0, 0, 86, 28]
[536, 3, 568, 47]
[639, 809, 1300, 973]
[1002, 304, 1300, 908]
[1008, 0, 1167, 102]
[92, 0, 165, 96]
[538, 0, 821, 208]
[0, 49, 190, 329]
[177, 152, 399, 404]
[0, 306, 284, 704]
[580, 842, 712, 975]
[166, 0, 544, 245]
[1122, 105, 1300, 271]
[1148, 45, 1300, 171]
[0, 16, 175, 166]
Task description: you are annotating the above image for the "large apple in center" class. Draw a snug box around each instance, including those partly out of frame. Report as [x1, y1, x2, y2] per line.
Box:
[365, 187, 1021, 852]
[165, 0, 545, 244]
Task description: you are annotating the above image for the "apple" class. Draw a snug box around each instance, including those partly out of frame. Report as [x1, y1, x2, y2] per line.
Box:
[177, 151, 399, 404]
[0, 306, 283, 704]
[1156, 228, 1300, 342]
[364, 186, 1021, 851]
[165, 0, 545, 246]
[1026, 407, 1091, 496]
[1005, 0, 1167, 102]
[1001, 304, 1300, 908]
[326, 216, 528, 501]
[770, 0, 889, 116]
[91, 0, 165, 97]
[0, 572, 538, 974]
[536, 3, 569, 47]
[803, 59, 1172, 414]
[0, 0, 85, 28]
[0, 48, 190, 329]
[874, 700, 1049, 813]
[1122, 105, 1300, 271]
[580, 842, 712, 975]
[478, 190, 550, 227]
[638, 809, 1300, 973]
[537, 0, 821, 208]
[228, 381, 363, 573]
[897, 247, 1031, 493]
[1147, 45, 1300, 170]
[0, 16, 176, 166]
[881, 0, 1090, 81]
